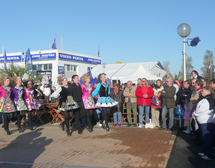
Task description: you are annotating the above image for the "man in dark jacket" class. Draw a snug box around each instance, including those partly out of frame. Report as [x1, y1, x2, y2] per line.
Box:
[69, 75, 85, 134]
[110, 83, 124, 127]
[160, 77, 176, 131]
[176, 80, 192, 108]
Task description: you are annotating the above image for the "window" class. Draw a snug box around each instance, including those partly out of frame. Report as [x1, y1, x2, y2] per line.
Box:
[33, 65, 37, 70]
[74, 66, 77, 71]
[49, 64, 52, 70]
[38, 64, 42, 70]
[67, 65, 70, 71]
[44, 64, 48, 70]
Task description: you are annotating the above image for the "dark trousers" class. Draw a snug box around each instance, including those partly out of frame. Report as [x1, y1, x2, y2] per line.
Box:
[200, 123, 215, 159]
[2, 113, 14, 131]
[86, 109, 93, 128]
[74, 101, 85, 130]
[102, 107, 110, 128]
[0, 113, 2, 124]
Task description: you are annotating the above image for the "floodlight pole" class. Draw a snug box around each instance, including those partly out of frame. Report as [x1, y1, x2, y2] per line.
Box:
[183, 37, 186, 81]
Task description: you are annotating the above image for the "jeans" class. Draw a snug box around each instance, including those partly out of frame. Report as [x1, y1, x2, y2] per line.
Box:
[200, 123, 215, 159]
[113, 111, 122, 124]
[138, 104, 150, 125]
[161, 106, 174, 129]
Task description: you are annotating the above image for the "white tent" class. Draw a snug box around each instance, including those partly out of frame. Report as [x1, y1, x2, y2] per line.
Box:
[120, 64, 162, 83]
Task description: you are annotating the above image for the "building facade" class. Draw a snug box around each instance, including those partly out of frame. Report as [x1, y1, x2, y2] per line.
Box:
[0, 49, 102, 82]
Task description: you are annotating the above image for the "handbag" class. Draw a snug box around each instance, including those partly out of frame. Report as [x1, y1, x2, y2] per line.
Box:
[175, 106, 185, 117]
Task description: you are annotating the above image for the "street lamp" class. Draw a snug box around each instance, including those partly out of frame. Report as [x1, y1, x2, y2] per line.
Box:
[177, 23, 191, 81]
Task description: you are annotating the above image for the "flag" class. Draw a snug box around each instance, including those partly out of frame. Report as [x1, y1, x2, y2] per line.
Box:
[52, 36, 57, 49]
[25, 48, 33, 70]
[209, 62, 212, 69]
[116, 61, 124, 64]
[98, 45, 100, 57]
[4, 50, 6, 70]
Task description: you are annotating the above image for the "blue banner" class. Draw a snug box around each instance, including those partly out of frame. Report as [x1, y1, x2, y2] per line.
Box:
[58, 66, 64, 74]
[59, 53, 101, 64]
[0, 53, 56, 62]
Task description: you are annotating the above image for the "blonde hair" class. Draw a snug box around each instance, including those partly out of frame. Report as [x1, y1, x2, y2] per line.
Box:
[57, 75, 67, 85]
[82, 74, 91, 83]
[0, 76, 10, 85]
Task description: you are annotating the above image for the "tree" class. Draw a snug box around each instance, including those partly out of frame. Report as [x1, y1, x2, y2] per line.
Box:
[163, 61, 170, 74]
[201, 50, 214, 83]
[173, 71, 183, 80]
[180, 56, 194, 80]
[0, 64, 42, 83]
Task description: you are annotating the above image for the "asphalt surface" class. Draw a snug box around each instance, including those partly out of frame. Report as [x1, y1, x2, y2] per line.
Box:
[166, 128, 215, 168]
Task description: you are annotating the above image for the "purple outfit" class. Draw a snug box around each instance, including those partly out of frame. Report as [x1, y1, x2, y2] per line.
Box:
[151, 96, 162, 107]
[11, 86, 27, 111]
[81, 84, 96, 109]
[183, 104, 191, 120]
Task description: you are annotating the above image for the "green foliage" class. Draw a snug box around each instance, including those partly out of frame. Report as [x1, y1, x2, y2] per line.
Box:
[179, 56, 194, 80]
[0, 64, 43, 83]
[201, 50, 214, 83]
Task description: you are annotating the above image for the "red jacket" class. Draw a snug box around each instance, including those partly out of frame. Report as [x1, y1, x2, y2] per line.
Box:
[135, 85, 154, 106]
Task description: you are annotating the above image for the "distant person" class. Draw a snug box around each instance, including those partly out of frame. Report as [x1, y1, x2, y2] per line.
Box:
[135, 78, 154, 128]
[192, 86, 215, 160]
[137, 78, 142, 86]
[159, 77, 176, 131]
[153, 79, 164, 96]
[210, 78, 215, 99]
[176, 80, 191, 108]
[123, 81, 137, 127]
[110, 83, 124, 127]
[192, 70, 202, 79]
[201, 78, 207, 87]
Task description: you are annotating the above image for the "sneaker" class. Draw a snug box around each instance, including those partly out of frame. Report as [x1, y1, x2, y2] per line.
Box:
[98, 123, 102, 127]
[138, 125, 143, 128]
[133, 124, 138, 127]
[113, 124, 117, 127]
[159, 127, 165, 130]
[118, 124, 121, 127]
[184, 130, 191, 134]
[198, 152, 204, 156]
[201, 156, 212, 160]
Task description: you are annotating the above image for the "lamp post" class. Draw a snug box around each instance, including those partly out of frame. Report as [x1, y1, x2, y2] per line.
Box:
[177, 23, 191, 81]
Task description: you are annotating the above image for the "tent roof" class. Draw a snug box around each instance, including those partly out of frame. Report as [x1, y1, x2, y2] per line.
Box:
[120, 64, 162, 83]
[91, 64, 124, 78]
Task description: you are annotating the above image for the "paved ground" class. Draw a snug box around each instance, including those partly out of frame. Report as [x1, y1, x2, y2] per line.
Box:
[167, 128, 215, 168]
[0, 124, 176, 168]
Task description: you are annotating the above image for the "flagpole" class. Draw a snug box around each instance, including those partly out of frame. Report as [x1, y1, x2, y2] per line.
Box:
[74, 40, 76, 52]
[55, 34, 57, 49]
[61, 35, 63, 50]
[49, 41, 51, 50]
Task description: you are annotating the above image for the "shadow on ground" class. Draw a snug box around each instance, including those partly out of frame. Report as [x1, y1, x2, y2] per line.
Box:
[0, 128, 53, 168]
[166, 128, 215, 168]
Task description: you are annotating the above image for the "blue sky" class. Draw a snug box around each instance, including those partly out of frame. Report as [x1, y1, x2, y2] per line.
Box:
[1, 1, 215, 76]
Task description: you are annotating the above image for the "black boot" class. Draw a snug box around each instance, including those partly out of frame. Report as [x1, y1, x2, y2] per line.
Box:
[18, 127, 22, 133]
[6, 130, 10, 135]
[60, 122, 65, 131]
[106, 127, 109, 132]
[87, 126, 93, 133]
[66, 130, 71, 136]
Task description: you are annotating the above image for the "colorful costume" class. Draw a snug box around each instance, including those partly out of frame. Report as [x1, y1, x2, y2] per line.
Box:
[25, 88, 41, 111]
[12, 86, 27, 111]
[0, 85, 16, 113]
[82, 84, 96, 109]
[92, 83, 118, 107]
[51, 85, 79, 111]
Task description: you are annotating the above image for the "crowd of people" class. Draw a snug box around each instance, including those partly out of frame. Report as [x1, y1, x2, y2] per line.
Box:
[0, 70, 215, 160]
